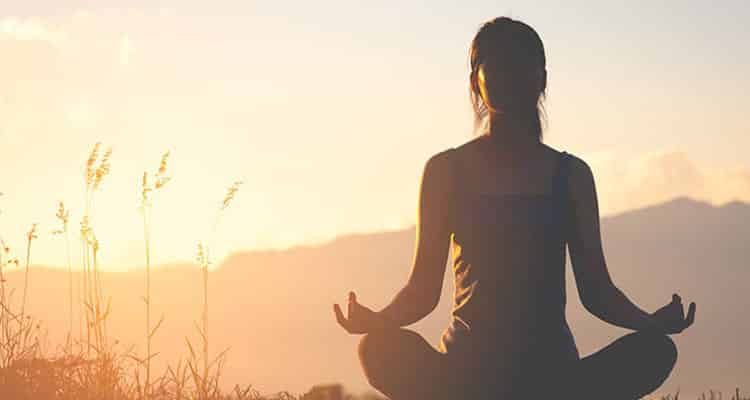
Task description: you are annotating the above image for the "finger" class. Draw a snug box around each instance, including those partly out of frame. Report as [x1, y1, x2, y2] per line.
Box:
[348, 291, 359, 317]
[333, 303, 346, 324]
[685, 302, 696, 327]
[347, 295, 354, 318]
[672, 294, 682, 304]
[333, 304, 350, 332]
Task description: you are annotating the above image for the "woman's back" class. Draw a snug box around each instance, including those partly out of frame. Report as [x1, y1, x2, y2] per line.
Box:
[441, 139, 578, 371]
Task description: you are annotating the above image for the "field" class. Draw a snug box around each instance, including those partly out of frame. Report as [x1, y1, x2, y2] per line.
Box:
[0, 143, 257, 399]
[0, 143, 744, 400]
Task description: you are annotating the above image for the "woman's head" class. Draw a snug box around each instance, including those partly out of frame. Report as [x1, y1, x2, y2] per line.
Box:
[469, 17, 547, 140]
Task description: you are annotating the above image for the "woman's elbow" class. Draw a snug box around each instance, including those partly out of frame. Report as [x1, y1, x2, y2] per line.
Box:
[581, 297, 607, 318]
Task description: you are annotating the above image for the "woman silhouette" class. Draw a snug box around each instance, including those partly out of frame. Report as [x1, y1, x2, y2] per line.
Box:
[334, 17, 695, 400]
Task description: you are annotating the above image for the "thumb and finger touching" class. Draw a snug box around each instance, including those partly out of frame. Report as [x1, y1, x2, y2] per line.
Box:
[669, 293, 697, 332]
[685, 301, 696, 328]
[338, 290, 697, 335]
[333, 291, 361, 333]
[333, 303, 350, 332]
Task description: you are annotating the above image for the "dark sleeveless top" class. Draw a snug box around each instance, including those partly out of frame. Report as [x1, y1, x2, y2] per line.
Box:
[440, 149, 579, 369]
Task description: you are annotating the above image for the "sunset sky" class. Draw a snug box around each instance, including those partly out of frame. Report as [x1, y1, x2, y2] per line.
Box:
[1, 1, 748, 269]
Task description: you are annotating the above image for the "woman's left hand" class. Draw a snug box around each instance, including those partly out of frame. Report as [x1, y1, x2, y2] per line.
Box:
[333, 292, 389, 334]
[651, 294, 696, 334]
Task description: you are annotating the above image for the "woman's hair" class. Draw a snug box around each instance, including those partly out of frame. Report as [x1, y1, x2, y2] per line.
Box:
[469, 17, 547, 140]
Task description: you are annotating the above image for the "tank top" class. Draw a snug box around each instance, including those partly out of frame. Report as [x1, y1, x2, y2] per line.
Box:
[440, 148, 579, 369]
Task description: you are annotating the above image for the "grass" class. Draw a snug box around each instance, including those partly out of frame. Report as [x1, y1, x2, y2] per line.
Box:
[139, 150, 171, 397]
[0, 143, 744, 399]
[0, 143, 259, 399]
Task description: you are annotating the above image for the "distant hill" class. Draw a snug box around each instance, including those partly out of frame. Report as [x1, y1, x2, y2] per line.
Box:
[6, 197, 749, 395]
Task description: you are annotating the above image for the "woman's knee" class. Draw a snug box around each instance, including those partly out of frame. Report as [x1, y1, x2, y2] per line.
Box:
[357, 332, 380, 367]
[641, 332, 678, 370]
[358, 330, 395, 383]
[357, 329, 423, 388]
[359, 329, 420, 362]
[630, 331, 678, 389]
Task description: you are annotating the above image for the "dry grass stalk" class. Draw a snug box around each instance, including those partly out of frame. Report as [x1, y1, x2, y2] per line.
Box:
[0, 146, 271, 399]
[21, 223, 38, 317]
[139, 150, 171, 399]
[80, 142, 113, 359]
[187, 180, 243, 399]
[53, 201, 74, 351]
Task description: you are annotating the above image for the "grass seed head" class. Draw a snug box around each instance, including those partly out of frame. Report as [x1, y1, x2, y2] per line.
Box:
[55, 201, 70, 227]
[27, 223, 38, 242]
[0, 238, 19, 268]
[86, 142, 102, 186]
[155, 151, 171, 190]
[221, 181, 243, 211]
[196, 242, 209, 267]
[140, 172, 151, 207]
[80, 216, 92, 239]
[157, 151, 170, 177]
[93, 147, 113, 191]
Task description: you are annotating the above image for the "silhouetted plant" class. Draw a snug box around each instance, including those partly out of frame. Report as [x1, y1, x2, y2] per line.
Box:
[53, 200, 74, 352]
[138, 150, 171, 398]
[186, 180, 242, 399]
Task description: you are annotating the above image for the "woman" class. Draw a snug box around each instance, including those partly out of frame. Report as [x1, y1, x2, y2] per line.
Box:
[333, 17, 695, 400]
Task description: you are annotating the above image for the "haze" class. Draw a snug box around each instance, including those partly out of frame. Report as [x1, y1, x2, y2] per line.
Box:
[1, 1, 748, 270]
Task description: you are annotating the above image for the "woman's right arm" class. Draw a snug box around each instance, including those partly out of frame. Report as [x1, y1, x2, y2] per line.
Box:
[565, 156, 695, 333]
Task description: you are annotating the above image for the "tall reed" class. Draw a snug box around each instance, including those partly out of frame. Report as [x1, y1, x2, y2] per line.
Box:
[21, 223, 38, 317]
[53, 201, 73, 351]
[189, 180, 242, 399]
[0, 145, 266, 399]
[80, 143, 112, 357]
[139, 150, 171, 398]
[0, 235, 19, 359]
[0, 199, 41, 376]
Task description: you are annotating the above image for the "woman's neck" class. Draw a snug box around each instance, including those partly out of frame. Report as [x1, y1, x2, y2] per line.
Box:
[486, 113, 541, 149]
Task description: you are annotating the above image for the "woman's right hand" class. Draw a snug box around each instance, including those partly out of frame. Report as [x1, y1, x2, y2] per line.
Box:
[651, 294, 696, 334]
[333, 292, 391, 335]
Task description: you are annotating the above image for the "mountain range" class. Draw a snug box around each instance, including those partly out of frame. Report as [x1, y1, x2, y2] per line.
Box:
[6, 197, 748, 396]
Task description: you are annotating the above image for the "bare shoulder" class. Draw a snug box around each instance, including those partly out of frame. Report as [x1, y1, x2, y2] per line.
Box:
[563, 152, 594, 184]
[422, 147, 458, 189]
[425, 135, 488, 170]
[561, 152, 597, 202]
[425, 147, 456, 171]
[563, 152, 592, 177]
[449, 136, 483, 159]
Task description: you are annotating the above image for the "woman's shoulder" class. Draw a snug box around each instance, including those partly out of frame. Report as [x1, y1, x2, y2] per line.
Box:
[531, 145, 595, 189]
[422, 147, 458, 183]
[555, 150, 597, 198]
[424, 137, 482, 166]
[431, 137, 483, 165]
[424, 141, 596, 185]
[559, 150, 594, 182]
[421, 143, 474, 191]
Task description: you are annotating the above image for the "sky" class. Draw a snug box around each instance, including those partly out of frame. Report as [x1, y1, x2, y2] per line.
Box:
[0, 1, 748, 269]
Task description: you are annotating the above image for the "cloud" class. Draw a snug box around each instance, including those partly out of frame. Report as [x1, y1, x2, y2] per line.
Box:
[0, 13, 135, 143]
[588, 151, 750, 215]
[0, 17, 67, 43]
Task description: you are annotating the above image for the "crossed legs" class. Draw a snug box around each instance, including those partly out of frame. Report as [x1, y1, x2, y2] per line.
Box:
[358, 328, 677, 400]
